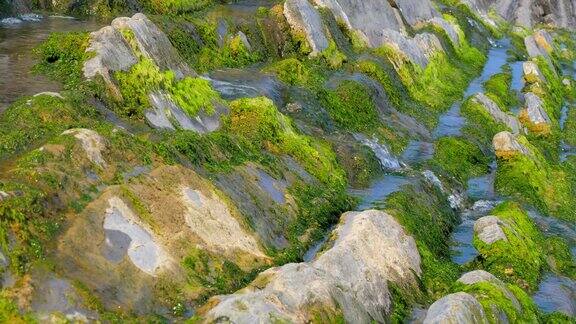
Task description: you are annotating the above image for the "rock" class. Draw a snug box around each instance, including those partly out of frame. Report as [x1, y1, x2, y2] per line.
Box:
[84, 13, 193, 96]
[62, 129, 107, 167]
[284, 0, 329, 56]
[493, 131, 530, 158]
[312, 0, 403, 47]
[391, 0, 439, 27]
[83, 25, 137, 82]
[381, 29, 443, 68]
[103, 196, 172, 276]
[201, 210, 421, 322]
[458, 270, 521, 312]
[525, 35, 544, 59]
[520, 92, 551, 134]
[146, 91, 226, 133]
[216, 19, 228, 47]
[474, 215, 508, 245]
[30, 271, 98, 322]
[423, 292, 488, 324]
[429, 17, 462, 46]
[460, 0, 576, 29]
[473, 93, 522, 134]
[180, 186, 268, 260]
[523, 61, 545, 84]
[236, 31, 252, 51]
[111, 13, 192, 78]
[33, 92, 63, 99]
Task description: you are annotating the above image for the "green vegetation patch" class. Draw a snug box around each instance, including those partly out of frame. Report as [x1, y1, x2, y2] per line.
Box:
[431, 137, 489, 184]
[483, 68, 519, 111]
[33, 32, 92, 90]
[318, 80, 380, 132]
[376, 31, 484, 115]
[495, 139, 575, 221]
[385, 185, 460, 300]
[461, 97, 510, 150]
[114, 58, 220, 118]
[454, 280, 540, 323]
[473, 202, 545, 290]
[225, 97, 346, 188]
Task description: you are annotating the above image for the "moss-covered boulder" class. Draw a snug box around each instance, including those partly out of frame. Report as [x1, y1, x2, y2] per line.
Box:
[472, 202, 545, 290]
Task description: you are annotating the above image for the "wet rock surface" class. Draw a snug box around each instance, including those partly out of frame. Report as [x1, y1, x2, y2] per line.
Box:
[474, 215, 508, 244]
[202, 210, 421, 322]
[283, 0, 329, 56]
[423, 292, 488, 324]
[474, 93, 522, 134]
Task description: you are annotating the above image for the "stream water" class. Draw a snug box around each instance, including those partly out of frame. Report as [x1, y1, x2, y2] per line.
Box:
[0, 15, 101, 111]
[434, 39, 512, 138]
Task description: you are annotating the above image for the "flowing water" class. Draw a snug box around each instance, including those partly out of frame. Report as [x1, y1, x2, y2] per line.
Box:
[0, 15, 101, 111]
[434, 39, 512, 138]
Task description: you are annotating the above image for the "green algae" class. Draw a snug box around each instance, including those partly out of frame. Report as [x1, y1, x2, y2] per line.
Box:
[431, 137, 490, 184]
[318, 80, 380, 133]
[472, 202, 545, 290]
[455, 280, 540, 323]
[385, 185, 460, 300]
[495, 139, 575, 221]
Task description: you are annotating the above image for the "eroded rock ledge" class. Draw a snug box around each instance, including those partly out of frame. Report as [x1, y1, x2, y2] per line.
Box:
[200, 209, 421, 322]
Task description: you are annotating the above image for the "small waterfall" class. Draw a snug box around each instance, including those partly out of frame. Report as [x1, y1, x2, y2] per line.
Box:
[354, 134, 402, 170]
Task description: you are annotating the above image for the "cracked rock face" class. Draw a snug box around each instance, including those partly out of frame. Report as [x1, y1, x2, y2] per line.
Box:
[180, 186, 267, 260]
[313, 0, 402, 47]
[523, 61, 545, 83]
[474, 216, 508, 245]
[201, 210, 421, 322]
[424, 292, 489, 324]
[111, 13, 192, 78]
[381, 29, 443, 68]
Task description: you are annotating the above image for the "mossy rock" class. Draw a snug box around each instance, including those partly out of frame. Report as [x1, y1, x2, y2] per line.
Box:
[472, 202, 545, 290]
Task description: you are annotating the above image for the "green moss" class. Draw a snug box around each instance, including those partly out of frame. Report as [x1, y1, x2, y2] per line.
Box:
[33, 32, 92, 90]
[0, 293, 33, 323]
[182, 247, 259, 301]
[473, 201, 545, 290]
[544, 237, 576, 279]
[354, 60, 403, 111]
[353, 59, 436, 129]
[385, 185, 460, 299]
[461, 97, 510, 150]
[226, 97, 346, 188]
[319, 80, 380, 132]
[114, 58, 220, 118]
[148, 0, 213, 14]
[563, 105, 576, 147]
[376, 35, 484, 114]
[431, 137, 489, 184]
[483, 68, 519, 111]
[495, 139, 575, 221]
[265, 58, 322, 87]
[0, 96, 89, 160]
[320, 41, 346, 69]
[455, 281, 539, 323]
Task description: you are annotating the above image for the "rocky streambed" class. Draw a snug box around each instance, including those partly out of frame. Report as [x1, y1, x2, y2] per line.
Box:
[1, 0, 575, 322]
